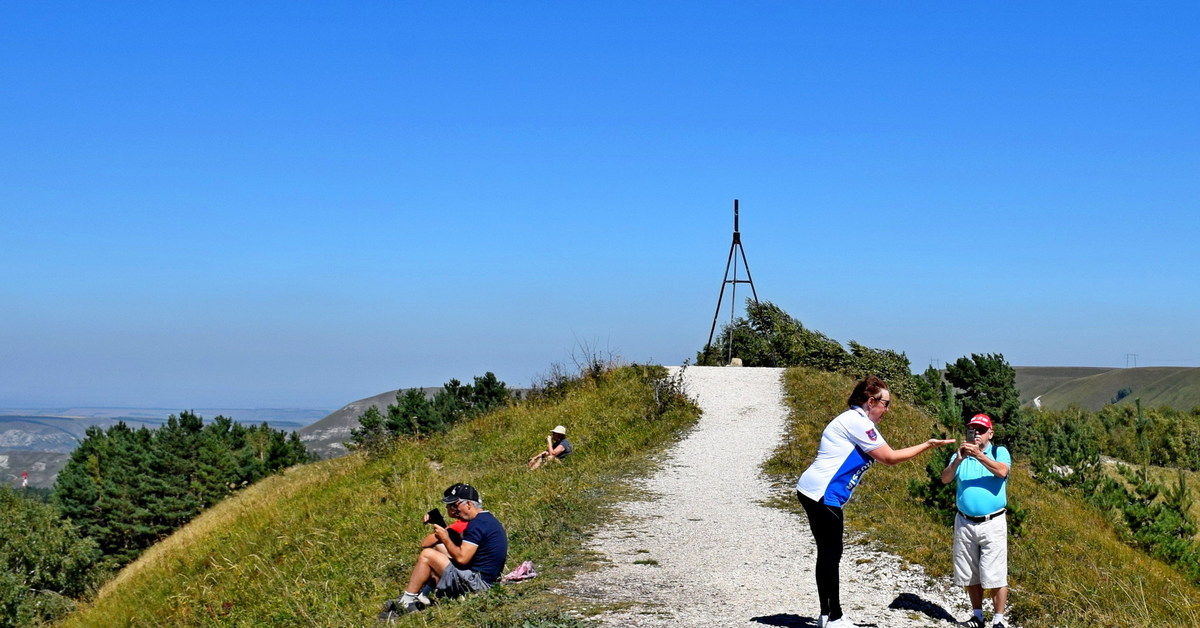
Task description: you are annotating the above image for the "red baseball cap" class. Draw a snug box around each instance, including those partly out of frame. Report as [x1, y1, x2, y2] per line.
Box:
[967, 414, 993, 430]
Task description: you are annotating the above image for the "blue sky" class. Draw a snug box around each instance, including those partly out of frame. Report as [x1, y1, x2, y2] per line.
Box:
[3, 2, 1197, 409]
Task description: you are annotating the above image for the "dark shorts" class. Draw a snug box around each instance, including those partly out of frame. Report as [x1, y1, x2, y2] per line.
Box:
[436, 564, 492, 598]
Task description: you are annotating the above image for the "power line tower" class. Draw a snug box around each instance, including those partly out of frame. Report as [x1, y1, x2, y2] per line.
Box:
[703, 199, 760, 365]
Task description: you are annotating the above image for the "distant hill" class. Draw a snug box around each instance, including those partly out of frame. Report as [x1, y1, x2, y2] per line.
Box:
[297, 388, 441, 459]
[1014, 366, 1200, 412]
[0, 407, 324, 430]
[0, 408, 328, 489]
[298, 386, 533, 459]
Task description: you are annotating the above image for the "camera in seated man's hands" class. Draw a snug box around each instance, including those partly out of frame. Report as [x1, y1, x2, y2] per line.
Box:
[425, 508, 446, 528]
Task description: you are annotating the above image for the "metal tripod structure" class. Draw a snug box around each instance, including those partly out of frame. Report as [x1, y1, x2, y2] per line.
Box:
[703, 199, 760, 365]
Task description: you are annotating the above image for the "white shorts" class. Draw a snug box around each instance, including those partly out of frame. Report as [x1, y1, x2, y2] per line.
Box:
[953, 512, 1008, 589]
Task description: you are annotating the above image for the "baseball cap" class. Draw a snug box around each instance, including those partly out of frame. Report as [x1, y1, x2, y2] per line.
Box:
[551, 425, 566, 435]
[967, 414, 993, 430]
[441, 483, 481, 504]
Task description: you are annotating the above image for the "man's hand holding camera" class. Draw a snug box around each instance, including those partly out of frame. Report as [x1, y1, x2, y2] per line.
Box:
[959, 428, 985, 460]
[431, 523, 453, 546]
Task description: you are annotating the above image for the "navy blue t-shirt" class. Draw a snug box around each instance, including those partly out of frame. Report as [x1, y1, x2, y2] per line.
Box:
[459, 511, 507, 583]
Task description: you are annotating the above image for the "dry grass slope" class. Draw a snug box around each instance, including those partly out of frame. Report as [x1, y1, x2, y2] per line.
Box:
[59, 366, 700, 628]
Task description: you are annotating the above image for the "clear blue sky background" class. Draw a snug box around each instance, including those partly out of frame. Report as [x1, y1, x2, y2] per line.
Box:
[3, 2, 1197, 410]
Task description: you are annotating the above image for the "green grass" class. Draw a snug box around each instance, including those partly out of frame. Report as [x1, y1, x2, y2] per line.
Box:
[766, 367, 1200, 628]
[59, 365, 700, 628]
[1015, 366, 1200, 411]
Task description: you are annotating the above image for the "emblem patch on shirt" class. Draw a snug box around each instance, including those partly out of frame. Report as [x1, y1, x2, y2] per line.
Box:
[866, 428, 878, 441]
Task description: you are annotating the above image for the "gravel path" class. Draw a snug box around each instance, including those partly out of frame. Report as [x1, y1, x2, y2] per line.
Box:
[562, 366, 977, 628]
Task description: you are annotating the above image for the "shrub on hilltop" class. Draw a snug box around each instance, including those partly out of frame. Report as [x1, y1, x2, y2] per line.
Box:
[697, 299, 914, 397]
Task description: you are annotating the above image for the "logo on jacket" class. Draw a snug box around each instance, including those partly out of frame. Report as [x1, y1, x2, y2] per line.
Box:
[866, 428, 878, 441]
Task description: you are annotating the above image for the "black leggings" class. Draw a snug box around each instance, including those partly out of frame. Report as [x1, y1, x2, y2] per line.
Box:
[798, 491, 845, 619]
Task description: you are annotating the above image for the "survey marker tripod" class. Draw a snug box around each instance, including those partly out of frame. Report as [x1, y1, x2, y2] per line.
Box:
[703, 199, 760, 365]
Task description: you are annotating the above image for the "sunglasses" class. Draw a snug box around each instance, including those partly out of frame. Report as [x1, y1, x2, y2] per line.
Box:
[872, 396, 890, 409]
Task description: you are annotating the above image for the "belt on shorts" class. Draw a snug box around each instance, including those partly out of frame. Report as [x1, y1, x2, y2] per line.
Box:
[958, 508, 1006, 523]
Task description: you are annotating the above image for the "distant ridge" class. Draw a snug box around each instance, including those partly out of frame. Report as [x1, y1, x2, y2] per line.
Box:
[297, 388, 442, 459]
[0, 408, 328, 489]
[1015, 366, 1200, 412]
[297, 385, 533, 459]
[0, 407, 325, 429]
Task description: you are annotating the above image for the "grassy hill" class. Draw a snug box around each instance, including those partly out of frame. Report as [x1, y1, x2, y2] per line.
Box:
[766, 367, 1200, 627]
[59, 364, 1200, 627]
[59, 366, 698, 627]
[1015, 366, 1200, 412]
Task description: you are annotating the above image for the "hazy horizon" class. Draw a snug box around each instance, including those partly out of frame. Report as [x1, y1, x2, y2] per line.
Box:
[4, 364, 1193, 411]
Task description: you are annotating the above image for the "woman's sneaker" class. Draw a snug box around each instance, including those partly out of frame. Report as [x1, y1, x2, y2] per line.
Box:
[826, 616, 859, 627]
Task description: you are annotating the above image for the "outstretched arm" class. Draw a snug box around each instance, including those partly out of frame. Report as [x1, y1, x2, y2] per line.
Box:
[868, 438, 956, 466]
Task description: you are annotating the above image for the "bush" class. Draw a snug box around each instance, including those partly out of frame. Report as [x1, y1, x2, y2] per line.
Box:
[1026, 405, 1200, 584]
[0, 487, 101, 627]
[1092, 466, 1200, 583]
[698, 299, 913, 396]
[1026, 409, 1103, 490]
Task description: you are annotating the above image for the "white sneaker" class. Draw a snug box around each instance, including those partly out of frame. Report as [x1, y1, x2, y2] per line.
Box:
[827, 617, 859, 627]
[817, 615, 829, 628]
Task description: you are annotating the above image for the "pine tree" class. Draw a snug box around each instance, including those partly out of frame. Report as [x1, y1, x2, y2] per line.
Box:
[195, 417, 238, 507]
[147, 414, 203, 534]
[55, 413, 310, 571]
[387, 388, 441, 437]
[944, 353, 1029, 444]
[468, 372, 511, 416]
[350, 406, 388, 452]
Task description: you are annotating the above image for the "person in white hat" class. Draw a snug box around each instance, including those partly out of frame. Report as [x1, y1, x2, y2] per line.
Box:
[528, 425, 573, 469]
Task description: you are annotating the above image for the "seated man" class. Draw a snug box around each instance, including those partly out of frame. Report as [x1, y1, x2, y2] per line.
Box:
[528, 425, 573, 469]
[407, 486, 470, 607]
[383, 483, 508, 617]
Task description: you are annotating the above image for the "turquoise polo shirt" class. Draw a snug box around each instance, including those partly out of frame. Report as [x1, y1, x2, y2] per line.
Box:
[949, 443, 1011, 517]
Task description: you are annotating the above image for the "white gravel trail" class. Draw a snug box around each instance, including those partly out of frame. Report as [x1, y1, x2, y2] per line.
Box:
[562, 366, 974, 628]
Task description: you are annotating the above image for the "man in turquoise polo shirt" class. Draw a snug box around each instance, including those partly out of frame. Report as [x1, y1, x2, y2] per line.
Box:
[941, 414, 1011, 628]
